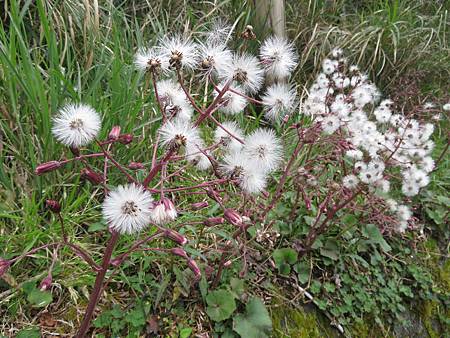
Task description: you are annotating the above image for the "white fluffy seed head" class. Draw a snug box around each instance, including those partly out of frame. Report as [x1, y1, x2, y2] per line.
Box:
[243, 128, 282, 173]
[52, 103, 101, 147]
[261, 83, 297, 122]
[214, 121, 244, 153]
[102, 184, 153, 234]
[222, 53, 264, 93]
[260, 36, 297, 80]
[221, 151, 267, 194]
[159, 119, 200, 150]
[160, 35, 198, 71]
[215, 83, 248, 115]
[343, 174, 359, 189]
[198, 43, 233, 77]
[134, 47, 168, 72]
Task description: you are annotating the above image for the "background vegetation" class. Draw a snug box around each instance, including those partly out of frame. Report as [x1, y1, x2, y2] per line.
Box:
[0, 0, 448, 337]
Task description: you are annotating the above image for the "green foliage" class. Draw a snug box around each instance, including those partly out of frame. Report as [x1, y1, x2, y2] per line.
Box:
[272, 248, 298, 275]
[232, 298, 272, 338]
[206, 290, 237, 322]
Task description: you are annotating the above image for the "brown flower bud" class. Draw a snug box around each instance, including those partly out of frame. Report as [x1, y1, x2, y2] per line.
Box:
[206, 188, 222, 203]
[203, 217, 225, 227]
[191, 201, 209, 210]
[39, 275, 52, 291]
[224, 209, 243, 227]
[108, 126, 121, 140]
[81, 168, 104, 185]
[0, 258, 10, 277]
[170, 248, 188, 259]
[35, 161, 61, 175]
[187, 259, 201, 280]
[128, 162, 145, 170]
[119, 134, 133, 145]
[164, 229, 187, 245]
[45, 199, 61, 213]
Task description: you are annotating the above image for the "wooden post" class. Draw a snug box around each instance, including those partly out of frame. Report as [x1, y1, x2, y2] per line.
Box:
[252, 0, 286, 38]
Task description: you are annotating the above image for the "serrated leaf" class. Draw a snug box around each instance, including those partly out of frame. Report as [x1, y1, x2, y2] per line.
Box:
[206, 289, 236, 322]
[232, 298, 272, 338]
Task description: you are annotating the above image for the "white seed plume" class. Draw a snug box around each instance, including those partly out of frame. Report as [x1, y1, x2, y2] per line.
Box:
[260, 36, 297, 80]
[156, 79, 193, 120]
[214, 82, 248, 115]
[261, 83, 297, 122]
[160, 35, 198, 71]
[214, 121, 244, 153]
[243, 128, 282, 172]
[198, 43, 233, 76]
[52, 103, 101, 147]
[222, 53, 264, 93]
[159, 119, 201, 150]
[221, 151, 267, 194]
[134, 47, 168, 72]
[102, 184, 153, 234]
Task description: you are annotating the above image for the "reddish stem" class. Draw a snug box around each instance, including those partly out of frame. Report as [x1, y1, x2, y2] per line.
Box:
[76, 231, 120, 338]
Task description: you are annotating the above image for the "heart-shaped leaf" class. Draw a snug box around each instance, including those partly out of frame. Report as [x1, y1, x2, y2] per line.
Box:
[206, 289, 236, 322]
[233, 298, 272, 338]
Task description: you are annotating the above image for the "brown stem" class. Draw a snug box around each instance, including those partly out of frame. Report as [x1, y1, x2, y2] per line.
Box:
[143, 149, 176, 187]
[76, 231, 120, 338]
[96, 140, 138, 184]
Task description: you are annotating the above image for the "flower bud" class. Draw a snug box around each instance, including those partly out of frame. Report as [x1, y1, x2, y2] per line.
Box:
[128, 162, 145, 170]
[35, 161, 61, 175]
[164, 229, 187, 246]
[110, 257, 122, 267]
[151, 198, 177, 225]
[187, 259, 201, 279]
[224, 260, 232, 267]
[45, 199, 61, 213]
[81, 168, 104, 185]
[224, 209, 243, 227]
[191, 201, 209, 210]
[0, 258, 10, 277]
[39, 275, 52, 291]
[119, 134, 133, 145]
[203, 217, 225, 227]
[108, 126, 121, 140]
[206, 188, 222, 203]
[170, 248, 188, 259]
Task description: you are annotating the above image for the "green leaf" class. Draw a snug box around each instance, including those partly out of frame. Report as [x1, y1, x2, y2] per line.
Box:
[27, 289, 53, 308]
[233, 298, 272, 338]
[125, 308, 146, 327]
[88, 221, 107, 232]
[362, 224, 391, 252]
[294, 261, 310, 284]
[206, 289, 236, 322]
[179, 327, 193, 338]
[319, 239, 339, 260]
[229, 278, 245, 299]
[273, 248, 298, 275]
[16, 329, 40, 338]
